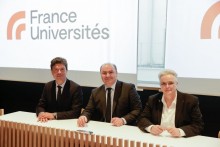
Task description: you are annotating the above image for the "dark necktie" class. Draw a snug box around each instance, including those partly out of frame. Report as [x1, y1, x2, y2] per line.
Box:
[57, 85, 62, 102]
[105, 88, 112, 122]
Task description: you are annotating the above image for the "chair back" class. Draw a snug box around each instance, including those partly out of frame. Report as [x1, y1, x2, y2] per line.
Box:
[0, 109, 4, 116]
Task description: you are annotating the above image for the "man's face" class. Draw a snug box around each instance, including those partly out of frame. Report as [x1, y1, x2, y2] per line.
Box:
[51, 63, 67, 85]
[160, 74, 177, 95]
[100, 64, 117, 87]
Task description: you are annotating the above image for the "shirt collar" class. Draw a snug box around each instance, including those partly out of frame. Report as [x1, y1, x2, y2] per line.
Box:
[161, 91, 177, 106]
[105, 81, 117, 91]
[56, 79, 66, 88]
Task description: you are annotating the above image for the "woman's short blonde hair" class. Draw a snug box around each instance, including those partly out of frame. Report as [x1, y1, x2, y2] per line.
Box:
[158, 69, 178, 81]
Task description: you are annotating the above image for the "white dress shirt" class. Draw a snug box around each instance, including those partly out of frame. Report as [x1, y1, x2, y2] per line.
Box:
[147, 93, 186, 137]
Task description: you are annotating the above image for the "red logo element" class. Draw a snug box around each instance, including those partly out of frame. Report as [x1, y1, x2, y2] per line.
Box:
[7, 11, 26, 40]
[201, 1, 220, 39]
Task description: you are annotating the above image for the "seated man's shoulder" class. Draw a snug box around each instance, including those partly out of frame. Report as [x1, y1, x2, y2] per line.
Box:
[69, 79, 81, 87]
[120, 81, 135, 88]
[44, 80, 55, 88]
[91, 85, 104, 94]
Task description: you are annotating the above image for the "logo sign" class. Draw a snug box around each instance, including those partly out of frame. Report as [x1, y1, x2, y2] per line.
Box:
[6, 10, 110, 40]
[201, 1, 220, 39]
[7, 11, 26, 40]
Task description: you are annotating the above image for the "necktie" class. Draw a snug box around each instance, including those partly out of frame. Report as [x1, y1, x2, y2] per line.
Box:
[105, 88, 112, 122]
[57, 86, 62, 102]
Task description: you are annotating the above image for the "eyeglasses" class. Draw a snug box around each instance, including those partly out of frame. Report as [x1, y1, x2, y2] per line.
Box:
[160, 82, 175, 87]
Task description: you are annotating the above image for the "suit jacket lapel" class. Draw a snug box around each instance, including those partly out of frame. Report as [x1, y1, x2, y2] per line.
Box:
[101, 85, 107, 118]
[112, 81, 122, 115]
[52, 81, 57, 102]
[61, 79, 70, 102]
[175, 91, 184, 127]
[51, 81, 58, 111]
[155, 93, 163, 124]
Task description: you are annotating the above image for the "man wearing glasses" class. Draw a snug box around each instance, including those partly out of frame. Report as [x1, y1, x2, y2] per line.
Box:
[137, 69, 204, 137]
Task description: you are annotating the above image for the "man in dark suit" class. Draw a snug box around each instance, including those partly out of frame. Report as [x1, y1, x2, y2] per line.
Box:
[77, 63, 142, 127]
[36, 57, 83, 122]
[137, 69, 204, 137]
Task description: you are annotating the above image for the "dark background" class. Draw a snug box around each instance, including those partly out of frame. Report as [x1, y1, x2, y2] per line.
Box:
[0, 80, 219, 137]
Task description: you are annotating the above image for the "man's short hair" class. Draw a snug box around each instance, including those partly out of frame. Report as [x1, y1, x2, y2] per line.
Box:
[50, 57, 68, 70]
[100, 63, 117, 73]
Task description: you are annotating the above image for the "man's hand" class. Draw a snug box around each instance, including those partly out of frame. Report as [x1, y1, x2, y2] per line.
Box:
[77, 116, 88, 127]
[37, 112, 55, 122]
[111, 117, 124, 127]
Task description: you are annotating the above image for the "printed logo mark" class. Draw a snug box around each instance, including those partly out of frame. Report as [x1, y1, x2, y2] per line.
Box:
[201, 1, 220, 39]
[7, 11, 26, 40]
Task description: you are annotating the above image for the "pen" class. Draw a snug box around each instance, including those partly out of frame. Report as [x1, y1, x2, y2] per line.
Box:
[76, 129, 93, 135]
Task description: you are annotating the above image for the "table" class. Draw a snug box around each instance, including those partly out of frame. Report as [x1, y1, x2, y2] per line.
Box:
[0, 111, 220, 147]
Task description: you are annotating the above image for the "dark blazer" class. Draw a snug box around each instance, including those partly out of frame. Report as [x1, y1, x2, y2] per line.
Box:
[137, 91, 204, 137]
[36, 79, 83, 119]
[81, 80, 142, 125]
